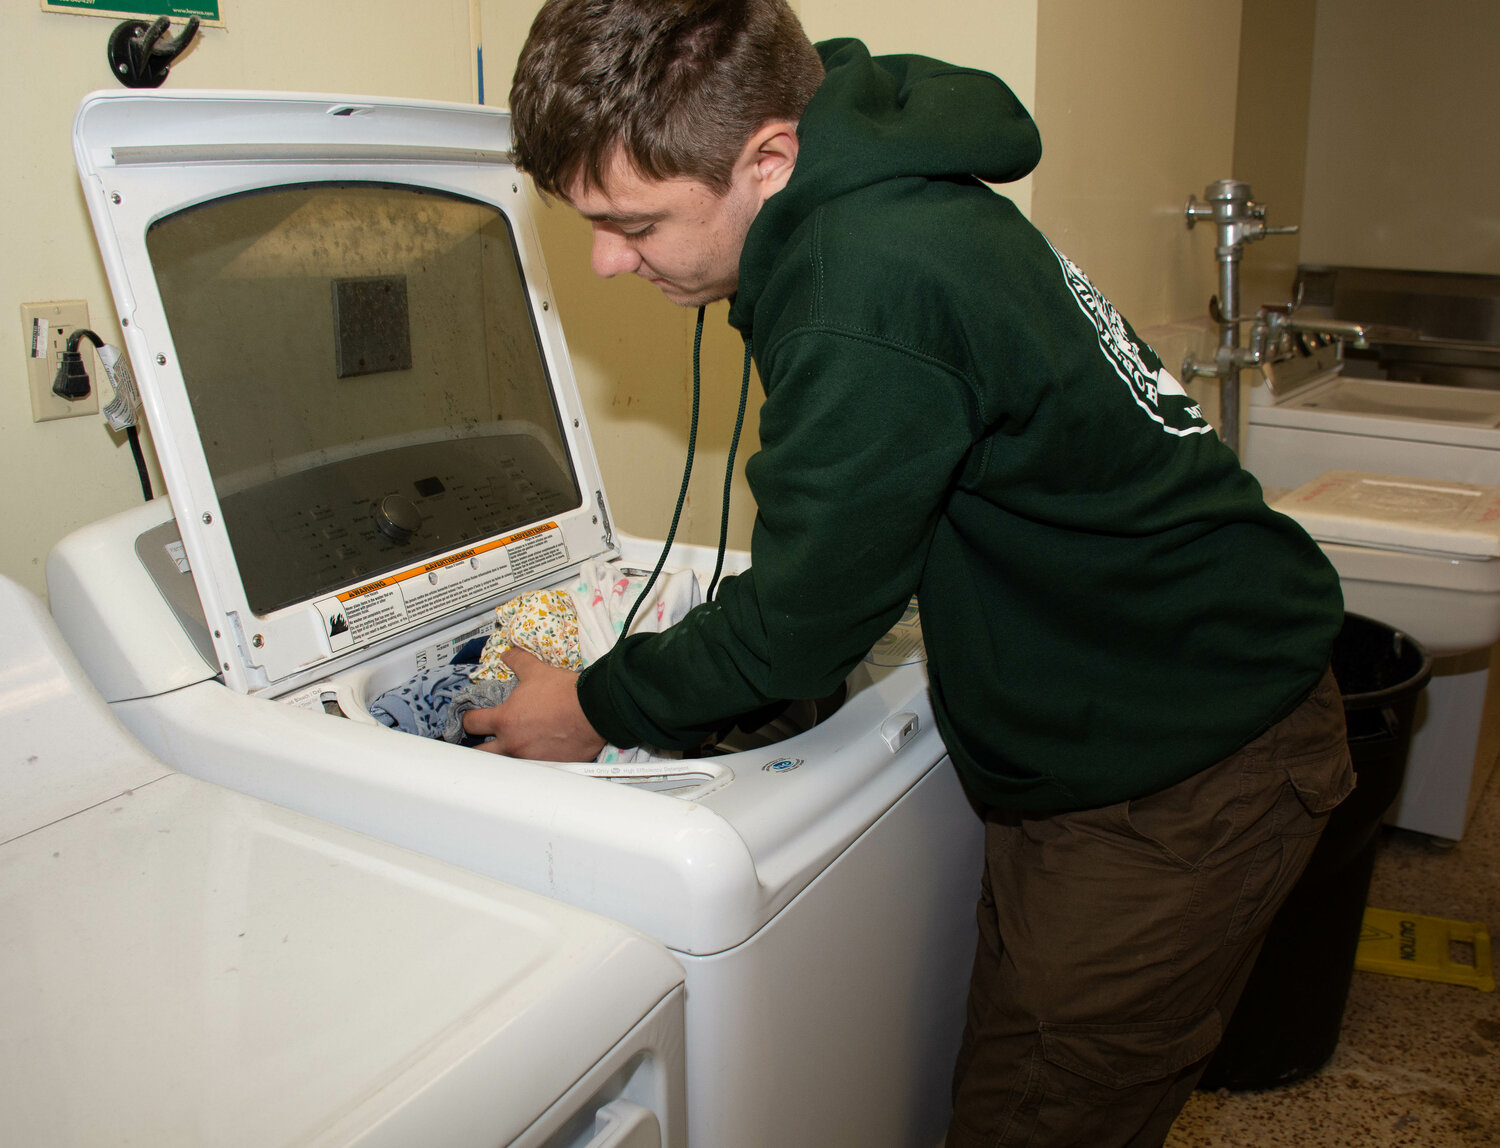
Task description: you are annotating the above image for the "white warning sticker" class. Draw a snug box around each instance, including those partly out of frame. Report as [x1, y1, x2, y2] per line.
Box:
[314, 523, 570, 651]
[278, 681, 338, 712]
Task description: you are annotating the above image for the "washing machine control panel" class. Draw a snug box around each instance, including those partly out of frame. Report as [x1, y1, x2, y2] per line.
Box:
[219, 432, 578, 615]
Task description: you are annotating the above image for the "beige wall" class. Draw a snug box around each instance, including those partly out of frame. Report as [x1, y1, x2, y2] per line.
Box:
[1, 2, 474, 602]
[1233, 0, 1317, 315]
[1029, 0, 1243, 427]
[1031, 1, 1241, 327]
[795, 0, 1037, 218]
[1300, 0, 1500, 275]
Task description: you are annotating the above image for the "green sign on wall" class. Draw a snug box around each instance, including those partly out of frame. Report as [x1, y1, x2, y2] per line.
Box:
[42, 1, 222, 26]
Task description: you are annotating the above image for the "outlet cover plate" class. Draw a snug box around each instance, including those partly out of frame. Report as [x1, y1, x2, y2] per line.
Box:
[22, 300, 101, 423]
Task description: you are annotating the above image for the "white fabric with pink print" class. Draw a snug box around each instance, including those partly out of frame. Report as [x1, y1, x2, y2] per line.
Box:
[470, 558, 702, 764]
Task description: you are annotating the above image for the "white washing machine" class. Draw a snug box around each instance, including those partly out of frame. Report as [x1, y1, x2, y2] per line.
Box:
[48, 90, 982, 1147]
[1244, 359, 1500, 840]
[1, 574, 686, 1148]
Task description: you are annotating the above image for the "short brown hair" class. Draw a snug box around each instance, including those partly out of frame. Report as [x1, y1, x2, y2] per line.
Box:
[509, 0, 824, 198]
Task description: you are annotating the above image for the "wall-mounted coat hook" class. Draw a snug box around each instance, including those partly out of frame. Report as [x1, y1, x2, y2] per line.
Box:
[107, 16, 200, 89]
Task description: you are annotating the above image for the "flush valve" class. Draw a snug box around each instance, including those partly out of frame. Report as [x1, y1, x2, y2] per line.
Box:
[1185, 180, 1300, 247]
[1180, 179, 1300, 454]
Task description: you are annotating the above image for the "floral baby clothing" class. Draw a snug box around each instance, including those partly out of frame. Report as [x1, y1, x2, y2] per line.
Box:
[470, 589, 584, 684]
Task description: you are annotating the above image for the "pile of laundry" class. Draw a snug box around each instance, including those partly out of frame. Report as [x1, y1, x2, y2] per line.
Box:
[368, 558, 699, 764]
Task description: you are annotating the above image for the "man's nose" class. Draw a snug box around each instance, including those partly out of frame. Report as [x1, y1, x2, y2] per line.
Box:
[590, 226, 641, 278]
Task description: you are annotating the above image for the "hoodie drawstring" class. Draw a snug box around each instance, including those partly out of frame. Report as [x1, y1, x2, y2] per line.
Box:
[618, 305, 753, 640]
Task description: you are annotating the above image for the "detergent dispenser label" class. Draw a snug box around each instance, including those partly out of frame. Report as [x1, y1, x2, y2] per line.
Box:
[315, 523, 569, 651]
[865, 598, 927, 667]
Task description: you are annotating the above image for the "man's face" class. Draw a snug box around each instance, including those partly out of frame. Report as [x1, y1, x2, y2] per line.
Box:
[564, 147, 769, 307]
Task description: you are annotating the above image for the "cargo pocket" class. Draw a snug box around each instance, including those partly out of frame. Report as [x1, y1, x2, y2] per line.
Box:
[1224, 746, 1354, 944]
[1268, 669, 1355, 819]
[1038, 1010, 1222, 1090]
[1284, 746, 1355, 818]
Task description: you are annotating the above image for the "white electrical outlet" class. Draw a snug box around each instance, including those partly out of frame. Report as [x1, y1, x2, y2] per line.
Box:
[22, 300, 102, 423]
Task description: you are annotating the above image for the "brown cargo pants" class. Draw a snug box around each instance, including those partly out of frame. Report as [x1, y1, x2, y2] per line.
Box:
[947, 667, 1354, 1147]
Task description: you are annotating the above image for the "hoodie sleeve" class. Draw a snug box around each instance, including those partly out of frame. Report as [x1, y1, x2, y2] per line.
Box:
[576, 327, 979, 750]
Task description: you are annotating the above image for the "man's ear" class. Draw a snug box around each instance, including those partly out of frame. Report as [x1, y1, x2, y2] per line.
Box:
[740, 120, 800, 203]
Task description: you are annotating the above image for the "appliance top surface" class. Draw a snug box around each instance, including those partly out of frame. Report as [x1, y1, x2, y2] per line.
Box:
[74, 90, 613, 694]
[4, 773, 679, 1148]
[1, 566, 681, 1145]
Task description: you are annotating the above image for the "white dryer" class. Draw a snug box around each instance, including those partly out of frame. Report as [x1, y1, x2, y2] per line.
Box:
[0, 574, 686, 1148]
[48, 90, 982, 1147]
[1244, 362, 1500, 841]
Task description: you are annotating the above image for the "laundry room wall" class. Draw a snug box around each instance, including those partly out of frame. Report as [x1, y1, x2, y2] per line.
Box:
[1297, 0, 1500, 276]
[1029, 1, 1239, 335]
[23, 2, 1425, 605]
[1231, 0, 1318, 317]
[997, 0, 1241, 431]
[508, 0, 1500, 544]
[1221, 2, 1500, 315]
[1, 2, 476, 603]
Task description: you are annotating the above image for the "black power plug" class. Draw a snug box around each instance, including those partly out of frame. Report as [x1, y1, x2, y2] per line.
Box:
[53, 328, 104, 400]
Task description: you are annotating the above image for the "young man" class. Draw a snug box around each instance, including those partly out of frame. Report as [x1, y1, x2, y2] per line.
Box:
[469, 2, 1354, 1143]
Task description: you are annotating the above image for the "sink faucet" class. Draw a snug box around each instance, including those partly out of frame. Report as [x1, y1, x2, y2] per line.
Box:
[1180, 180, 1298, 453]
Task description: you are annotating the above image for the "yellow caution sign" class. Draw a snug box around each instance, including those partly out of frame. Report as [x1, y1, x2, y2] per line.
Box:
[1356, 907, 1494, 992]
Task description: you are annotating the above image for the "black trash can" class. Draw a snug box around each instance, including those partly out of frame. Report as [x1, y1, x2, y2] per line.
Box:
[1198, 612, 1433, 1092]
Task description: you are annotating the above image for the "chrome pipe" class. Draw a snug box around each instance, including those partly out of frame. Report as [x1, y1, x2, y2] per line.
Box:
[1180, 180, 1298, 454]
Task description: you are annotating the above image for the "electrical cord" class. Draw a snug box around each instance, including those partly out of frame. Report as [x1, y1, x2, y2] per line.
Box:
[126, 425, 153, 502]
[55, 329, 156, 502]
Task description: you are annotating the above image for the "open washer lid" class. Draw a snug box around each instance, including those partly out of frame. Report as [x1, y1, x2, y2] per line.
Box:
[1272, 470, 1500, 559]
[74, 90, 617, 695]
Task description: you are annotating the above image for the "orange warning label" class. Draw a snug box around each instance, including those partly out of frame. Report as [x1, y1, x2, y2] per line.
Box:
[315, 523, 569, 651]
[337, 523, 560, 601]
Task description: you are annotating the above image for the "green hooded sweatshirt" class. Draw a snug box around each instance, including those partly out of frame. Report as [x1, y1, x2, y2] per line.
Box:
[576, 39, 1343, 813]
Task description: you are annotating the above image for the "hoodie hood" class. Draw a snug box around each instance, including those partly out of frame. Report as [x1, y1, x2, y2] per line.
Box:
[731, 38, 1041, 331]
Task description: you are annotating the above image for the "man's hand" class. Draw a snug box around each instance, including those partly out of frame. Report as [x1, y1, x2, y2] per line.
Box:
[462, 648, 607, 762]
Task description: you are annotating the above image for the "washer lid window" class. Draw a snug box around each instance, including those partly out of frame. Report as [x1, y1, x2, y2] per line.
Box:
[74, 91, 613, 695]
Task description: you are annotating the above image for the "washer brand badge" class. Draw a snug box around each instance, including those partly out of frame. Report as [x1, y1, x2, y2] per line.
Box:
[762, 757, 803, 774]
[1049, 242, 1213, 439]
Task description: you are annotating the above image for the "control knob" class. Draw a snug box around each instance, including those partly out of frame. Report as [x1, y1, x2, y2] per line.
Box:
[372, 493, 422, 544]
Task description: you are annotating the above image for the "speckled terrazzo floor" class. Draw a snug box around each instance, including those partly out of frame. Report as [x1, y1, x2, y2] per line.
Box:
[1166, 751, 1500, 1145]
